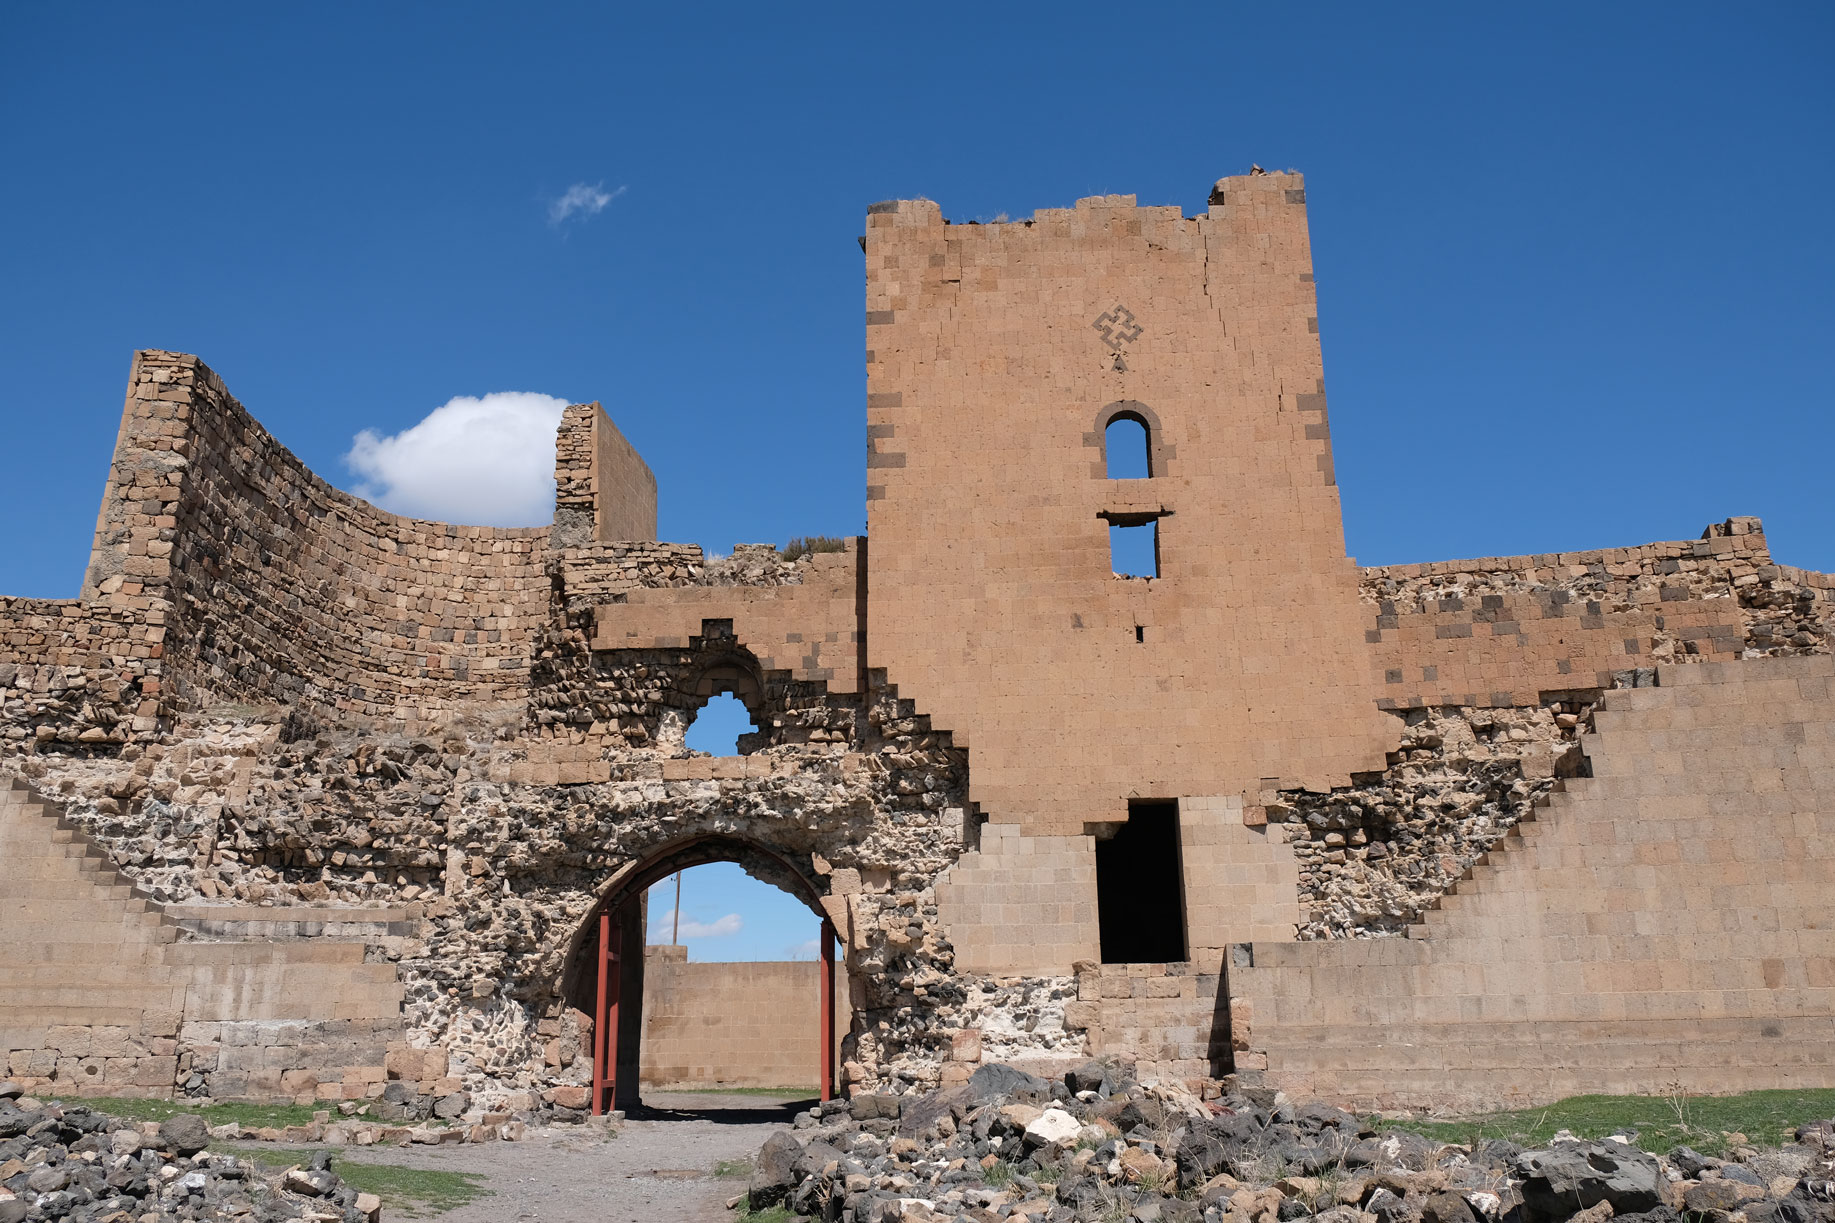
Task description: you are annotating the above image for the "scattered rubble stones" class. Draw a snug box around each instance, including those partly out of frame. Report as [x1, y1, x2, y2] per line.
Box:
[744, 1063, 1835, 1223]
[0, 1099, 378, 1222]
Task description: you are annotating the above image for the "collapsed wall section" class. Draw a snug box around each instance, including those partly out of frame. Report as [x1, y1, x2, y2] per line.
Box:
[0, 597, 164, 751]
[551, 400, 657, 547]
[1232, 654, 1835, 1110]
[1363, 516, 1831, 709]
[1273, 518, 1835, 941]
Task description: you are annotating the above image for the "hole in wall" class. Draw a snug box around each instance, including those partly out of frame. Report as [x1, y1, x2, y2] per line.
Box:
[1096, 799, 1187, 963]
[1110, 520, 1159, 578]
[684, 692, 758, 756]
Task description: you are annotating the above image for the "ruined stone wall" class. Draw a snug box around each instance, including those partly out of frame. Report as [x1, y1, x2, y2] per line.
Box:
[90, 351, 552, 730]
[1364, 516, 1830, 711]
[1232, 655, 1835, 1111]
[589, 545, 864, 694]
[1, 639, 995, 1103]
[0, 597, 165, 751]
[551, 400, 656, 548]
[1276, 518, 1835, 942]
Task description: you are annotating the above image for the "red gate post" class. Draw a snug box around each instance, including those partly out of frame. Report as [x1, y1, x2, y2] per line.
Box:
[819, 919, 836, 1102]
[593, 912, 610, 1116]
[606, 918, 622, 1111]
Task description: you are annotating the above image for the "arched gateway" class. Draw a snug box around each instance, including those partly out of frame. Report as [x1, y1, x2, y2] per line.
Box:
[560, 835, 841, 1112]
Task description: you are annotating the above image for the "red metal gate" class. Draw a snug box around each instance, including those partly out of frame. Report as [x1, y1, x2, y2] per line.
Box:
[591, 911, 619, 1116]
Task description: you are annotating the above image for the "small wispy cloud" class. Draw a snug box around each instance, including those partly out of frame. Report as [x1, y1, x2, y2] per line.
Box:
[787, 938, 820, 961]
[651, 909, 743, 940]
[548, 181, 626, 227]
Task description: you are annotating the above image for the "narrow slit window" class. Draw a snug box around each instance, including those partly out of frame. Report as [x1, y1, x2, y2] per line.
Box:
[1096, 800, 1187, 963]
[1110, 519, 1159, 578]
[1104, 415, 1151, 479]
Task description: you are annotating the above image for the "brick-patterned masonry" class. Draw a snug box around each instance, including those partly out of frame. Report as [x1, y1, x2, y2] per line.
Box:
[1, 170, 1831, 1112]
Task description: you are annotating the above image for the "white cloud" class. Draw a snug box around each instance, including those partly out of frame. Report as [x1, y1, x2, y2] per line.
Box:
[650, 909, 743, 940]
[548, 181, 626, 226]
[344, 392, 570, 527]
[787, 938, 820, 961]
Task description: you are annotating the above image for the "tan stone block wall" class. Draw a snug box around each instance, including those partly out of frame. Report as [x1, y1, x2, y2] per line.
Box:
[938, 796, 1301, 977]
[1232, 653, 1835, 1109]
[0, 597, 164, 747]
[1364, 524, 1781, 709]
[591, 403, 657, 542]
[638, 954, 847, 1090]
[1179, 795, 1304, 952]
[863, 177, 1395, 843]
[554, 400, 658, 544]
[1067, 962, 1221, 1085]
[935, 822, 1100, 975]
[591, 544, 864, 692]
[1, 779, 403, 1103]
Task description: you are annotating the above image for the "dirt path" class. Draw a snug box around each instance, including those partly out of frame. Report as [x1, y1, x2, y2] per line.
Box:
[323, 1091, 810, 1223]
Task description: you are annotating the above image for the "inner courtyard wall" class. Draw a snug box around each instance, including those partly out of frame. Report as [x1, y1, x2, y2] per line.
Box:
[637, 946, 848, 1091]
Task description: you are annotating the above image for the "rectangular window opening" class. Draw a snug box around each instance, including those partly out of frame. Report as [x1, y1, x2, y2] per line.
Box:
[1134, 625, 1145, 643]
[1095, 799, 1187, 963]
[1109, 519, 1159, 578]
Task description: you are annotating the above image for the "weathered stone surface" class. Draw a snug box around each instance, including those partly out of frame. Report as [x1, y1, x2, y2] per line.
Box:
[157, 1111, 210, 1156]
[1515, 1141, 1668, 1222]
[749, 1130, 804, 1208]
[1023, 1107, 1081, 1149]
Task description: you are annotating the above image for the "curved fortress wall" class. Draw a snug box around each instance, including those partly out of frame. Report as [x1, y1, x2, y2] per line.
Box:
[80, 351, 576, 728]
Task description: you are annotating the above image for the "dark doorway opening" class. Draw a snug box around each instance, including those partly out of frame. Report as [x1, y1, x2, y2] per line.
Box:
[1095, 800, 1187, 963]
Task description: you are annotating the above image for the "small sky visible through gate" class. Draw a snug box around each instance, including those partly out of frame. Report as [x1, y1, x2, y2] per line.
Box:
[645, 862, 821, 962]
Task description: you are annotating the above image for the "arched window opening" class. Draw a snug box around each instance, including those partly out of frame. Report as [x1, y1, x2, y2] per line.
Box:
[684, 691, 759, 756]
[1104, 414, 1152, 479]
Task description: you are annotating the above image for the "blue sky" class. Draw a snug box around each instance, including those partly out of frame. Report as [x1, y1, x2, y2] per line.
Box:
[3, 3, 1831, 958]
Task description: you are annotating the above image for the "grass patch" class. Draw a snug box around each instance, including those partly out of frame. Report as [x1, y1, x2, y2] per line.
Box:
[982, 1158, 1015, 1187]
[71, 1096, 326, 1131]
[713, 1157, 754, 1180]
[735, 1206, 793, 1223]
[336, 1161, 491, 1218]
[781, 536, 848, 562]
[1378, 1087, 1835, 1156]
[234, 1147, 489, 1218]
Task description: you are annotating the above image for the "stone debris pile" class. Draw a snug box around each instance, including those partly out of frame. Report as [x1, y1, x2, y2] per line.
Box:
[0, 1083, 381, 1223]
[743, 1063, 1835, 1223]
